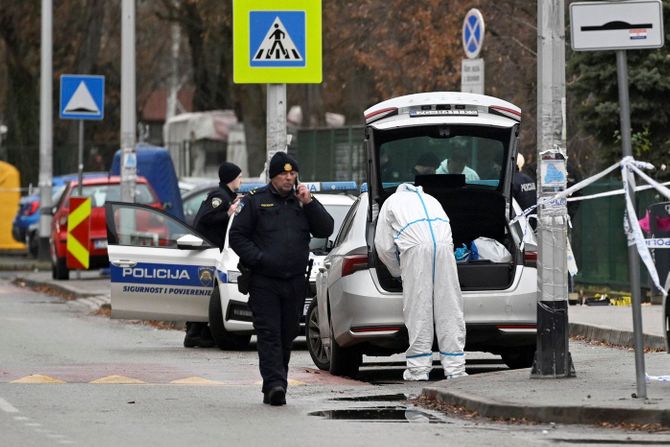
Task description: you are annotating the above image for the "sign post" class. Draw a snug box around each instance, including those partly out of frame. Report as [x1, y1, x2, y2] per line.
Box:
[59, 74, 105, 196]
[460, 8, 485, 94]
[570, 0, 665, 399]
[233, 0, 322, 178]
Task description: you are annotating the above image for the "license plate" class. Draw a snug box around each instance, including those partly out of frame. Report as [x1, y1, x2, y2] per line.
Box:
[94, 239, 108, 249]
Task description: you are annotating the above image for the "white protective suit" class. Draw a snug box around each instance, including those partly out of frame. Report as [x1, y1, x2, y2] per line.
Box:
[374, 183, 466, 380]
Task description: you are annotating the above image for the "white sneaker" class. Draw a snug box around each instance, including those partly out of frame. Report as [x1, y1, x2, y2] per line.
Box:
[445, 371, 468, 380]
[403, 369, 430, 381]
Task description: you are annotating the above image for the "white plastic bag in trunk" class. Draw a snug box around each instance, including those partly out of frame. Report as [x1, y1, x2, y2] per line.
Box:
[473, 237, 512, 262]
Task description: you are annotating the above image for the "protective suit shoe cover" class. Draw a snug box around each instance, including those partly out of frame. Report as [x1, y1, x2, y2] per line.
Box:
[403, 369, 429, 381]
[446, 371, 468, 380]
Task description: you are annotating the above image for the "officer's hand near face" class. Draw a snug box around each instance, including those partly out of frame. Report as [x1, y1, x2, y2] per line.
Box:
[295, 183, 312, 205]
[227, 198, 240, 217]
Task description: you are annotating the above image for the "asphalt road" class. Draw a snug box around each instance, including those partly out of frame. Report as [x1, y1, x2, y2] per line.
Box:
[1, 279, 669, 446]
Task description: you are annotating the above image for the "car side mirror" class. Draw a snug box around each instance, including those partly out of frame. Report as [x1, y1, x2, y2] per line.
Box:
[326, 239, 334, 250]
[176, 234, 206, 249]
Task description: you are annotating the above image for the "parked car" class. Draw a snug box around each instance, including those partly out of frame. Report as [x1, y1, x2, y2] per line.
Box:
[181, 182, 218, 226]
[50, 176, 161, 280]
[12, 172, 107, 257]
[308, 92, 538, 377]
[104, 186, 357, 350]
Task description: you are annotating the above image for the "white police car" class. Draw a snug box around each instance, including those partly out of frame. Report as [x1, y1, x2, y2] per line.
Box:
[104, 182, 357, 350]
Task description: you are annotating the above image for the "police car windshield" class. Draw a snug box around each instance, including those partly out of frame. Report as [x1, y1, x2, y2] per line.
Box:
[309, 203, 351, 252]
[80, 184, 155, 207]
[376, 125, 509, 190]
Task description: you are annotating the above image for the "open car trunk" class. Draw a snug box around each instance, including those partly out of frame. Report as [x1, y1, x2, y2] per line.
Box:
[374, 182, 519, 292]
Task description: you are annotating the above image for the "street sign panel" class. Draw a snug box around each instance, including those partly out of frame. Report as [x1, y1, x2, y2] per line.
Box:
[66, 197, 91, 270]
[460, 58, 484, 94]
[570, 0, 664, 51]
[60, 75, 105, 120]
[462, 8, 485, 59]
[233, 0, 322, 83]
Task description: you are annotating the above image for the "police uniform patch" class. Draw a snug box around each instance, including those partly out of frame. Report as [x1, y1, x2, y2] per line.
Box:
[260, 203, 275, 207]
[211, 197, 222, 208]
[235, 201, 246, 215]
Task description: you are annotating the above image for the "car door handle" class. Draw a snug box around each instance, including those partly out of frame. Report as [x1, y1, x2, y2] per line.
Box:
[111, 260, 137, 268]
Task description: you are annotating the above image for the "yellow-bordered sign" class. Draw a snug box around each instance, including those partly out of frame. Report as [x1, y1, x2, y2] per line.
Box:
[233, 0, 322, 84]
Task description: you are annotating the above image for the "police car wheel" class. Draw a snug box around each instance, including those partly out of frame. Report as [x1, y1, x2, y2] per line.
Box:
[306, 299, 330, 371]
[52, 256, 69, 280]
[328, 320, 361, 378]
[500, 346, 535, 370]
[208, 286, 251, 350]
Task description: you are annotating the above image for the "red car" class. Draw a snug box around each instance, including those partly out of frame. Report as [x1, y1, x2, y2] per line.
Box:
[50, 176, 162, 280]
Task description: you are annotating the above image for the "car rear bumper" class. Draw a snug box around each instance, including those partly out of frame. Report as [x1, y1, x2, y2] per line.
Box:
[331, 265, 537, 354]
[219, 282, 313, 333]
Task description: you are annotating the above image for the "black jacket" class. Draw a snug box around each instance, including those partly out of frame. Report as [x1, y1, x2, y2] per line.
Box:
[229, 184, 334, 279]
[512, 171, 537, 213]
[193, 185, 237, 250]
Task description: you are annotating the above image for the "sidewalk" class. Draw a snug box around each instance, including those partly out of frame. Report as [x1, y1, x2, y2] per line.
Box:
[424, 303, 670, 428]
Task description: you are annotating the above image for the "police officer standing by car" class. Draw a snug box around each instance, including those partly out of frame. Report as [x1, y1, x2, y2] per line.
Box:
[184, 161, 243, 348]
[229, 152, 333, 406]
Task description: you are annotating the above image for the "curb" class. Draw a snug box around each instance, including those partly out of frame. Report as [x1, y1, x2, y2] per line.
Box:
[14, 276, 99, 300]
[569, 322, 667, 352]
[421, 386, 670, 427]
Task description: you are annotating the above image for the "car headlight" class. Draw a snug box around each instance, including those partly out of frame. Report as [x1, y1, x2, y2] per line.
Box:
[227, 270, 241, 283]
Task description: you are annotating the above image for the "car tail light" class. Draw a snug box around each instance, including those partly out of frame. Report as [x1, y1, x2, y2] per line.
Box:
[523, 250, 537, 268]
[341, 254, 368, 277]
[23, 201, 39, 216]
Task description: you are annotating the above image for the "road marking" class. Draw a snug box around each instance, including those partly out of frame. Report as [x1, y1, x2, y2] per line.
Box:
[0, 397, 19, 413]
[254, 379, 306, 386]
[90, 375, 145, 384]
[169, 377, 225, 385]
[11, 374, 66, 384]
[14, 416, 29, 420]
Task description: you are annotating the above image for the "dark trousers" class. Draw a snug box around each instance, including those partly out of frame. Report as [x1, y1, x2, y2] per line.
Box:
[248, 274, 305, 393]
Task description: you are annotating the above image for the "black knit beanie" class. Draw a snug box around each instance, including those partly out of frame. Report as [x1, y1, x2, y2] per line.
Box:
[218, 162, 241, 185]
[268, 152, 299, 178]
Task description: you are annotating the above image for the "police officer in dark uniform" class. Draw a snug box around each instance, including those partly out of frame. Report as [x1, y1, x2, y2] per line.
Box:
[229, 152, 333, 406]
[512, 153, 537, 228]
[184, 161, 242, 348]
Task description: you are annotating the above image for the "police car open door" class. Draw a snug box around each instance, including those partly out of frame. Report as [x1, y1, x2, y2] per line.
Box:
[104, 201, 220, 321]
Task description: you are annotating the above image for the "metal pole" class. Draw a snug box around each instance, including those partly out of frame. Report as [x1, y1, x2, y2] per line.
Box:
[531, 0, 575, 378]
[78, 120, 84, 196]
[38, 0, 53, 261]
[120, 0, 136, 203]
[616, 50, 647, 399]
[265, 84, 287, 180]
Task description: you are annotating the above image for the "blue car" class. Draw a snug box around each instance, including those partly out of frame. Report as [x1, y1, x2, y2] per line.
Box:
[12, 172, 107, 257]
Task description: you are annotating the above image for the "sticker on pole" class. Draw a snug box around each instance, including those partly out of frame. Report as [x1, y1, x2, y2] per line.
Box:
[251, 13, 305, 66]
[541, 160, 567, 190]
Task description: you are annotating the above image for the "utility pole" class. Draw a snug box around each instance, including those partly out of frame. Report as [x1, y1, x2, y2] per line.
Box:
[120, 0, 136, 203]
[38, 0, 53, 261]
[531, 0, 575, 378]
[265, 84, 287, 179]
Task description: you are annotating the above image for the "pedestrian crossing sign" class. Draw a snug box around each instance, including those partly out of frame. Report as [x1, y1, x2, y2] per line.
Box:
[233, 0, 322, 84]
[59, 74, 105, 120]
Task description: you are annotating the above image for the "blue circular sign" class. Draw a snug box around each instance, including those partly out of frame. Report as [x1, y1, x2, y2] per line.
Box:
[462, 8, 485, 59]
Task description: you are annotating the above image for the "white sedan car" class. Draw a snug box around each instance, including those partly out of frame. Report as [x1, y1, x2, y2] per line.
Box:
[104, 188, 356, 350]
